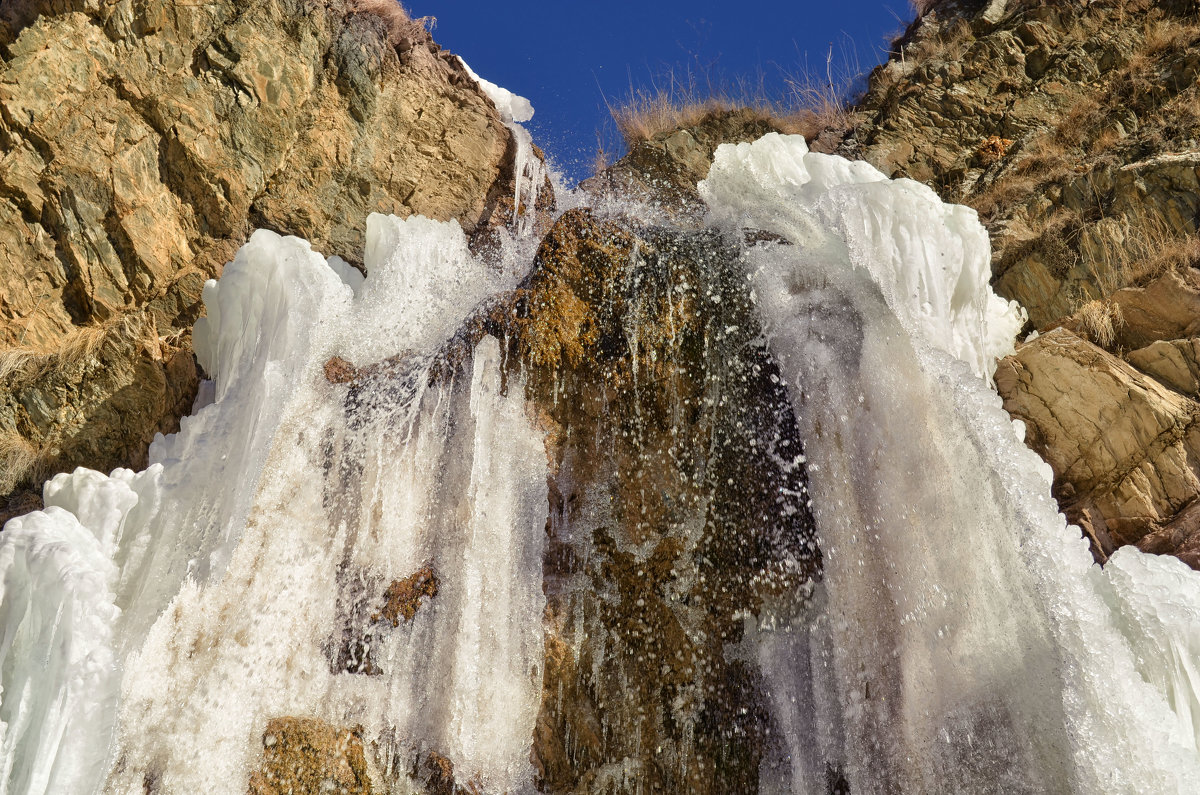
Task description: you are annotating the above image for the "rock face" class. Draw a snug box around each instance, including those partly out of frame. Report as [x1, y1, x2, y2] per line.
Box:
[0, 0, 521, 506]
[996, 328, 1200, 559]
[845, 0, 1200, 567]
[509, 208, 818, 792]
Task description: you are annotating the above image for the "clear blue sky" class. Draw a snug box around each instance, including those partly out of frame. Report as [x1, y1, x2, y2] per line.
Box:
[407, 2, 915, 183]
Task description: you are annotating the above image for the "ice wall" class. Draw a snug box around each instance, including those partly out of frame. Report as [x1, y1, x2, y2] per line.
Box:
[702, 133, 1200, 793]
[0, 215, 547, 794]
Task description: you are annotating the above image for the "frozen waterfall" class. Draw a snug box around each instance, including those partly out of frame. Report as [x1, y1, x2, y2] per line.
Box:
[4, 122, 1200, 795]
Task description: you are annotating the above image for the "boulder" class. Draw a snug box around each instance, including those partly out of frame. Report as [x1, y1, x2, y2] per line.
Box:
[1109, 269, 1200, 351]
[1126, 337, 1200, 397]
[995, 328, 1200, 561]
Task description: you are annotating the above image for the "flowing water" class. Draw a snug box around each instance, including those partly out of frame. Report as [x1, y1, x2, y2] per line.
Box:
[5, 81, 1200, 794]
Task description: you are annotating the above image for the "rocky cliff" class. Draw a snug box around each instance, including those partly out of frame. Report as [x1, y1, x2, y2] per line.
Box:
[839, 0, 1200, 565]
[5, 0, 1200, 792]
[0, 0, 523, 520]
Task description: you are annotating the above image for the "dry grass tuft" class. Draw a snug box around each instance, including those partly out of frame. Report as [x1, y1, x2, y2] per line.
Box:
[1098, 214, 1200, 293]
[608, 45, 859, 148]
[0, 432, 47, 496]
[975, 135, 1014, 167]
[610, 90, 740, 145]
[905, 18, 974, 63]
[0, 311, 164, 386]
[1071, 299, 1124, 348]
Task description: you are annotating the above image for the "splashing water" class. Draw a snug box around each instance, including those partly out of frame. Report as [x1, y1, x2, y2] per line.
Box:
[4, 105, 1200, 795]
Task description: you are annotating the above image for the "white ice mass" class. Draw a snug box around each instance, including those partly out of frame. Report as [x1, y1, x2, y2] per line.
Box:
[4, 124, 1200, 794]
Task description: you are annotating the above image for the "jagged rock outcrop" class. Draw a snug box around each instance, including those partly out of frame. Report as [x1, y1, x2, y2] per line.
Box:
[844, 0, 1200, 566]
[0, 0, 525, 510]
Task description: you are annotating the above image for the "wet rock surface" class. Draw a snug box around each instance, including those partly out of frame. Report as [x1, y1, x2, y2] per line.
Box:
[508, 208, 819, 792]
[248, 717, 373, 795]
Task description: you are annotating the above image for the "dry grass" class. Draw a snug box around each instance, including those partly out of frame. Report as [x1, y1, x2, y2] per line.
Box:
[0, 311, 163, 385]
[347, 0, 431, 46]
[1070, 299, 1124, 348]
[905, 18, 974, 63]
[610, 89, 740, 145]
[1094, 212, 1200, 294]
[971, 138, 1075, 220]
[608, 45, 859, 147]
[0, 432, 46, 496]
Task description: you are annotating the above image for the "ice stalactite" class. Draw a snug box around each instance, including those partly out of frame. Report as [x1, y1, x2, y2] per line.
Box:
[459, 56, 546, 237]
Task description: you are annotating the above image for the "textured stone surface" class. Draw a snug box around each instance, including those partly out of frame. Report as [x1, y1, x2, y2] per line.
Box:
[248, 717, 373, 795]
[0, 312, 197, 498]
[508, 209, 818, 793]
[1109, 268, 1200, 350]
[1127, 337, 1200, 396]
[0, 0, 521, 503]
[996, 328, 1200, 558]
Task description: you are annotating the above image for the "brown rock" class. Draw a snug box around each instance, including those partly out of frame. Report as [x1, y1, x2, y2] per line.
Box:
[324, 356, 359, 385]
[511, 209, 817, 792]
[995, 328, 1200, 560]
[373, 566, 439, 626]
[845, 0, 1200, 329]
[420, 751, 482, 795]
[0, 312, 197, 497]
[1126, 338, 1200, 396]
[1109, 269, 1200, 351]
[247, 717, 373, 795]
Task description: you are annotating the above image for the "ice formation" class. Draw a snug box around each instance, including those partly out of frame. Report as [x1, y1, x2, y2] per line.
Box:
[701, 133, 1200, 792]
[458, 56, 545, 237]
[4, 105, 1200, 794]
[0, 215, 547, 794]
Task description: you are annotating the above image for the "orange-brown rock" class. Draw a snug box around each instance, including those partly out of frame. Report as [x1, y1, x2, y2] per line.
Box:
[373, 566, 439, 626]
[248, 717, 373, 795]
[0, 312, 197, 497]
[324, 356, 359, 385]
